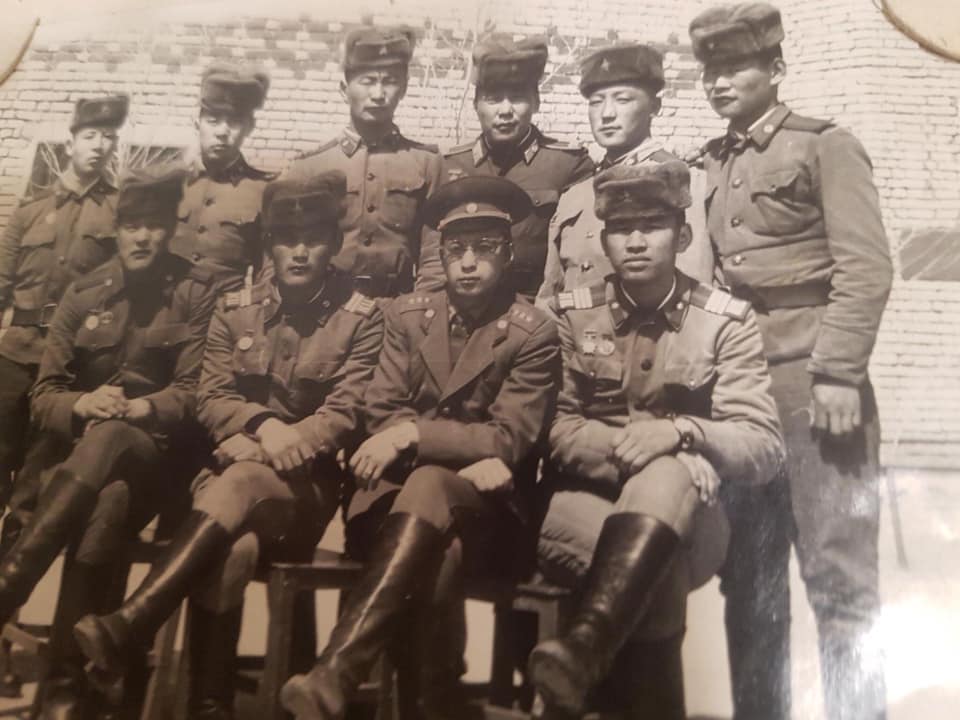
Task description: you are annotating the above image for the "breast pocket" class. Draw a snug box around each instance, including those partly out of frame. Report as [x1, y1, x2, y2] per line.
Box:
[746, 167, 817, 236]
[568, 353, 625, 416]
[663, 362, 716, 418]
[21, 219, 57, 249]
[231, 338, 270, 399]
[74, 320, 126, 381]
[527, 189, 559, 223]
[142, 323, 192, 381]
[290, 359, 346, 413]
[382, 172, 426, 231]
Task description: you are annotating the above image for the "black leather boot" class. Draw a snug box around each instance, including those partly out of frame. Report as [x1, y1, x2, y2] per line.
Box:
[187, 602, 243, 720]
[73, 511, 232, 675]
[280, 513, 444, 720]
[589, 634, 686, 720]
[528, 513, 680, 716]
[0, 469, 98, 626]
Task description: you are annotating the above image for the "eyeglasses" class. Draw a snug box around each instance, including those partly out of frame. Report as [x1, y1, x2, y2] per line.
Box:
[441, 237, 506, 260]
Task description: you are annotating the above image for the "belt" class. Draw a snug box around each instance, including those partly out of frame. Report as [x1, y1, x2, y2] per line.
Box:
[352, 274, 407, 298]
[733, 281, 831, 312]
[5, 304, 58, 329]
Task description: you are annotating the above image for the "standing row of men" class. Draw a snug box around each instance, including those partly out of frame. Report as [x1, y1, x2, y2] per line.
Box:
[0, 2, 891, 720]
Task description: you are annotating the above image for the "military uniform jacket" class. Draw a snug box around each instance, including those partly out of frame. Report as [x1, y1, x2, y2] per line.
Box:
[702, 103, 892, 385]
[417, 127, 593, 297]
[548, 273, 783, 489]
[534, 138, 680, 308]
[171, 155, 275, 289]
[197, 272, 383, 456]
[30, 253, 218, 443]
[364, 289, 560, 498]
[0, 176, 117, 366]
[284, 126, 442, 294]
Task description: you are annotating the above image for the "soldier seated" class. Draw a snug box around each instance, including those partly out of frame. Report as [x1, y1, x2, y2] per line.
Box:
[279, 176, 560, 720]
[0, 167, 216, 720]
[73, 172, 383, 720]
[528, 159, 784, 719]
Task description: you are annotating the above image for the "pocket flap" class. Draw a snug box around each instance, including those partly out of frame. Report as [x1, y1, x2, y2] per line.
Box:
[750, 168, 800, 195]
[527, 189, 560, 208]
[384, 172, 427, 194]
[568, 353, 623, 383]
[664, 361, 716, 390]
[75, 321, 124, 350]
[21, 221, 57, 248]
[293, 359, 345, 383]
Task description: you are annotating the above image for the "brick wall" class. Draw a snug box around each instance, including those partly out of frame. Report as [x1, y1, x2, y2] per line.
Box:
[0, 0, 958, 468]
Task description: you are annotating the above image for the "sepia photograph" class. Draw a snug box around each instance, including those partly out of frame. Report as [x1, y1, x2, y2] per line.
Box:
[0, 1, 956, 719]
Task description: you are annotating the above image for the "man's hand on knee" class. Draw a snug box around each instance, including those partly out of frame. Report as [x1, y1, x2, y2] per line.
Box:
[73, 385, 129, 420]
[214, 433, 268, 468]
[676, 451, 720, 506]
[255, 418, 315, 473]
[123, 398, 154, 424]
[457, 457, 513, 493]
[349, 422, 419, 490]
[612, 419, 681, 477]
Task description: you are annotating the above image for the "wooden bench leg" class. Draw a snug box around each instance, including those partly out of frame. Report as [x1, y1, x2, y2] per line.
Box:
[488, 603, 517, 708]
[258, 570, 296, 720]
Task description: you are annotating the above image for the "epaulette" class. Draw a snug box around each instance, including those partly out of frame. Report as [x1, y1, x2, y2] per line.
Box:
[408, 139, 439, 154]
[342, 291, 377, 317]
[18, 188, 53, 207]
[781, 112, 834, 134]
[397, 293, 437, 313]
[540, 136, 587, 154]
[74, 264, 115, 292]
[556, 284, 607, 312]
[688, 284, 750, 321]
[247, 166, 279, 181]
[187, 264, 216, 286]
[507, 303, 542, 333]
[296, 138, 339, 160]
[443, 142, 474, 157]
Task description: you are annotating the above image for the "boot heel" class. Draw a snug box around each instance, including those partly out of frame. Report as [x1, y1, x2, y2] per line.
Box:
[73, 616, 125, 676]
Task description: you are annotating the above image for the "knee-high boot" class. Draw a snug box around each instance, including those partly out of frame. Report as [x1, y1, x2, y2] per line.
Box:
[73, 511, 232, 675]
[527, 513, 680, 716]
[0, 469, 98, 625]
[280, 513, 444, 720]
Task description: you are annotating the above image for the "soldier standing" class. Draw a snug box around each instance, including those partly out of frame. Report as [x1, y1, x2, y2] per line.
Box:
[171, 64, 276, 293]
[74, 172, 383, 720]
[0, 168, 216, 719]
[528, 160, 783, 719]
[284, 26, 442, 299]
[280, 176, 560, 720]
[688, 4, 893, 719]
[417, 36, 593, 299]
[0, 95, 128, 555]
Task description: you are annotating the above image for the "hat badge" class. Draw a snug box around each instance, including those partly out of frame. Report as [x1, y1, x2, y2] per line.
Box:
[466, 202, 478, 214]
[600, 58, 611, 71]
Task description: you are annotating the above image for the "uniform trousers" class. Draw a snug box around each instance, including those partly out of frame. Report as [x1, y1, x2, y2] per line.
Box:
[190, 459, 342, 613]
[538, 455, 729, 642]
[719, 356, 884, 720]
[0, 356, 39, 540]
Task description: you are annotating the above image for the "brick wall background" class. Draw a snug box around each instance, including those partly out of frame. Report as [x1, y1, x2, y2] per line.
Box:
[0, 0, 958, 469]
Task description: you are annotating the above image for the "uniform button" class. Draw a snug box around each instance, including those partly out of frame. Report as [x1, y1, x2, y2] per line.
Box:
[440, 406, 451, 416]
[367, 172, 375, 181]
[367, 204, 376, 213]
[58, 255, 66, 264]
[205, 197, 215, 206]
[363, 235, 373, 246]
[640, 359, 652, 371]
[580, 261, 592, 271]
[732, 254, 744, 266]
[192, 253, 202, 262]
[732, 177, 742, 188]
[198, 225, 207, 233]
[730, 217, 742, 228]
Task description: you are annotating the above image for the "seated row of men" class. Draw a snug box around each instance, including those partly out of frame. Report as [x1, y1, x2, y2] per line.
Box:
[0, 150, 782, 720]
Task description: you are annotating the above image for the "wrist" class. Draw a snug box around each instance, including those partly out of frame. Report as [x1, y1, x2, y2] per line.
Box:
[671, 416, 698, 451]
[256, 417, 284, 438]
[391, 422, 419, 451]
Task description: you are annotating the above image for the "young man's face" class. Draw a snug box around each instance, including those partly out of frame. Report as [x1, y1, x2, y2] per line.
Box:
[701, 55, 785, 125]
[197, 110, 253, 166]
[602, 213, 690, 286]
[117, 216, 172, 273]
[587, 83, 660, 155]
[441, 218, 511, 303]
[269, 226, 339, 290]
[475, 85, 538, 148]
[66, 125, 119, 179]
[341, 68, 407, 128]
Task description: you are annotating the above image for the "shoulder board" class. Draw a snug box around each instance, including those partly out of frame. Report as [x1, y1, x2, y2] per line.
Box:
[507, 302, 543, 332]
[688, 284, 750, 321]
[73, 266, 114, 292]
[297, 138, 339, 160]
[397, 292, 438, 313]
[782, 112, 834, 134]
[443, 141, 474, 157]
[556, 284, 607, 312]
[342, 291, 377, 317]
[246, 165, 279, 181]
[406, 138, 439, 154]
[223, 283, 271, 310]
[18, 188, 53, 207]
[187, 264, 216, 286]
[540, 136, 587, 154]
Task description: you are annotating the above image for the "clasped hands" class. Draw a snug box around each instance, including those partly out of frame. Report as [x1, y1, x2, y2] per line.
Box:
[73, 385, 153, 424]
[349, 422, 513, 494]
[608, 418, 719, 505]
[214, 417, 315, 475]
